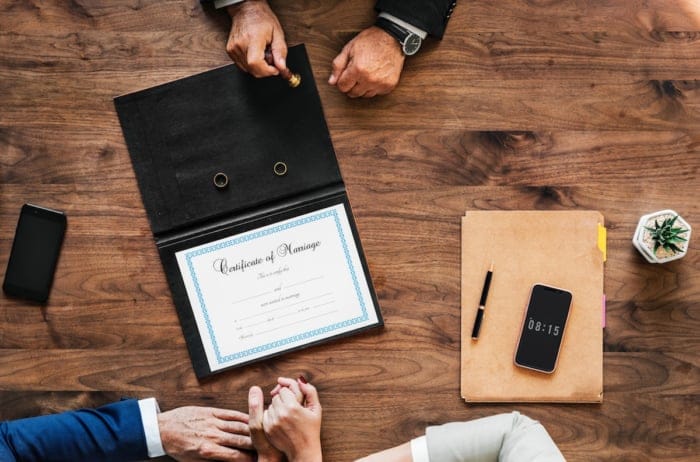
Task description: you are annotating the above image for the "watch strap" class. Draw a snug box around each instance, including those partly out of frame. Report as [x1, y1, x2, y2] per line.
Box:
[375, 17, 410, 44]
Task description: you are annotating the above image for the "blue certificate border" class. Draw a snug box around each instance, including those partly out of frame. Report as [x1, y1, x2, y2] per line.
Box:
[183, 206, 370, 366]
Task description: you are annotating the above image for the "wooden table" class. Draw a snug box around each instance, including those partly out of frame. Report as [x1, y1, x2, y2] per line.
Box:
[1, 1, 698, 460]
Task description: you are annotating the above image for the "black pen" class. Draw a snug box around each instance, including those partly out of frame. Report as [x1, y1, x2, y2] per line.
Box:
[471, 263, 494, 340]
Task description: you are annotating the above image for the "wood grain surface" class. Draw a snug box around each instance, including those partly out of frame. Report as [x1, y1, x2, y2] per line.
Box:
[1, 1, 699, 460]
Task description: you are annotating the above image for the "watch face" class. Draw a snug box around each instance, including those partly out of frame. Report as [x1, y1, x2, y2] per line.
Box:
[403, 34, 422, 56]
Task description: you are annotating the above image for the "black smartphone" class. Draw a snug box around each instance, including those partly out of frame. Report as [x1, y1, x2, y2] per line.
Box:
[3, 204, 67, 303]
[514, 283, 572, 373]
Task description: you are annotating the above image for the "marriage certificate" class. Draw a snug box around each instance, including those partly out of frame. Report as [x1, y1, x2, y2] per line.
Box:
[175, 203, 380, 372]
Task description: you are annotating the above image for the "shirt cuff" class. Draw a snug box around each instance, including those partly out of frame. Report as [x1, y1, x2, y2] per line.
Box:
[378, 12, 428, 39]
[214, 0, 245, 9]
[138, 398, 166, 458]
[410, 435, 430, 462]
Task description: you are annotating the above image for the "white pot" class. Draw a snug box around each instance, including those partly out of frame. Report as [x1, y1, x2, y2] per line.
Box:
[632, 209, 692, 263]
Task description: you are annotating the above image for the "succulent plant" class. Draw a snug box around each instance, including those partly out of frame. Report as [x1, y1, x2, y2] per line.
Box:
[645, 215, 689, 254]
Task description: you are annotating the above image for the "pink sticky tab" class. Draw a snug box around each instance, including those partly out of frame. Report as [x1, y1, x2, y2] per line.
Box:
[602, 294, 607, 328]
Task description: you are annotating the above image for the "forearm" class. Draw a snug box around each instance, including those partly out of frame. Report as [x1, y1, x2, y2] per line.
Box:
[424, 412, 565, 462]
[290, 453, 323, 462]
[356, 442, 412, 462]
[0, 400, 147, 462]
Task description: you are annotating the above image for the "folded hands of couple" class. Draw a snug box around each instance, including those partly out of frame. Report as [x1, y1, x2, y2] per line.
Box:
[157, 376, 323, 462]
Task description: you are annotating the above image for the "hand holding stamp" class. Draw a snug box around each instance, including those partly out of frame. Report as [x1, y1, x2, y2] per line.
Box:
[265, 47, 301, 88]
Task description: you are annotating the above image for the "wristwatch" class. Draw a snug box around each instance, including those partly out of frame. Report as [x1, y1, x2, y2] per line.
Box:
[374, 17, 422, 56]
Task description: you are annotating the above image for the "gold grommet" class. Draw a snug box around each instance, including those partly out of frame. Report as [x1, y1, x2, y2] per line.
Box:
[273, 162, 288, 176]
[213, 172, 229, 189]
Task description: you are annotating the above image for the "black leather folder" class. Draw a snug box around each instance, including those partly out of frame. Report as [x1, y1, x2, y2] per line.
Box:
[114, 44, 382, 379]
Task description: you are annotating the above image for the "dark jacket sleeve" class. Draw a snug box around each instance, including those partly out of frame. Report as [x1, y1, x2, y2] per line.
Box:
[375, 0, 457, 38]
[0, 399, 148, 462]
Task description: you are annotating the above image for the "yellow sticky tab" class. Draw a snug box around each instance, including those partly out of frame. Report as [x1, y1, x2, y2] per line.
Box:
[597, 223, 607, 262]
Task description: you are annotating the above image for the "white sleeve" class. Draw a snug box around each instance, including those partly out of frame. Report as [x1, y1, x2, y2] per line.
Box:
[424, 412, 565, 462]
[410, 436, 431, 462]
[138, 398, 166, 458]
[214, 0, 245, 9]
[377, 12, 428, 39]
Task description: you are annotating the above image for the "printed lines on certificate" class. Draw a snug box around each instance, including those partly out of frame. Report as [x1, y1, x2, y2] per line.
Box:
[232, 276, 339, 340]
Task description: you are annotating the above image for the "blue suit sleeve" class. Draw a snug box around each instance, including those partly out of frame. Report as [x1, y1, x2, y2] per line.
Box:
[0, 399, 148, 462]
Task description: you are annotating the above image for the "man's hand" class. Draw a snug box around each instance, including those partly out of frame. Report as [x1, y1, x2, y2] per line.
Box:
[226, 0, 287, 77]
[329, 26, 405, 98]
[248, 376, 306, 462]
[158, 406, 255, 462]
[249, 386, 285, 462]
[269, 376, 303, 402]
[263, 378, 323, 462]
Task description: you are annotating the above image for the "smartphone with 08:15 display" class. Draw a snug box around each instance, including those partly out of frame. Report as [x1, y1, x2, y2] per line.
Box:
[3, 204, 67, 303]
[514, 283, 572, 374]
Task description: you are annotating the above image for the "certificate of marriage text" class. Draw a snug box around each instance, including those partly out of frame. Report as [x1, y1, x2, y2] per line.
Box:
[175, 203, 380, 371]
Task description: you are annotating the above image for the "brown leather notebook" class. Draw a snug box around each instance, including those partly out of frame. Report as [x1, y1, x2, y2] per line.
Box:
[460, 211, 605, 403]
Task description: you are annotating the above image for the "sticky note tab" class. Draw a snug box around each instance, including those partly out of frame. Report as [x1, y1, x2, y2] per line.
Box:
[597, 223, 607, 262]
[602, 294, 606, 328]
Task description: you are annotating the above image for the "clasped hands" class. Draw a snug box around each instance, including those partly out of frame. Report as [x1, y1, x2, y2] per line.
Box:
[225, 0, 405, 98]
[158, 376, 322, 462]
